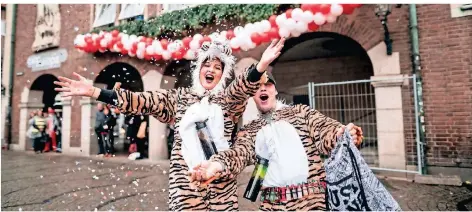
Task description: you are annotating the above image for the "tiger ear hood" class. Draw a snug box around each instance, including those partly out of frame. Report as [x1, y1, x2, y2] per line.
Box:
[190, 35, 236, 95]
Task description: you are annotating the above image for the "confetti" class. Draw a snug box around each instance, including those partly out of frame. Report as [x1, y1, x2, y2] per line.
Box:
[40, 175, 43, 179]
[74, 26, 79, 31]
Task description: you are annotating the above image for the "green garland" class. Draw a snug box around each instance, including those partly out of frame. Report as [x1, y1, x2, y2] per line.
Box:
[91, 4, 299, 39]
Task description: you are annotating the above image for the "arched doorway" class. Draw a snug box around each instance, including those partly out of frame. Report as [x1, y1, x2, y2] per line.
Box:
[271, 32, 378, 165]
[27, 74, 62, 151]
[162, 60, 192, 159]
[92, 62, 146, 158]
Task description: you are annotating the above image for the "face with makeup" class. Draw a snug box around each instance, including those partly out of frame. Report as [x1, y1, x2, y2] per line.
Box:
[199, 58, 224, 90]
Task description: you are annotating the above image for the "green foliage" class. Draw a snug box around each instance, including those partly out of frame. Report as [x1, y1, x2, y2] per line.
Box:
[91, 4, 295, 39]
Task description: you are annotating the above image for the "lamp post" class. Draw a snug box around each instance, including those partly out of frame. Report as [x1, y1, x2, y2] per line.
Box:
[375, 4, 393, 55]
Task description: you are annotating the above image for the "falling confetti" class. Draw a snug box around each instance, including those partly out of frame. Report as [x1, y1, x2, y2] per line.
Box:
[83, 67, 87, 71]
[40, 175, 43, 179]
[163, 170, 167, 174]
[93, 175, 99, 180]
[74, 26, 79, 31]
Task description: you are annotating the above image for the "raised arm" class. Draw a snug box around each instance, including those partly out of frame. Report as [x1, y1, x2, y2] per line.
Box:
[299, 105, 344, 155]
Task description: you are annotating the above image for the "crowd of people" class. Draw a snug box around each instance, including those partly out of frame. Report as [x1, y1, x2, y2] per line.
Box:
[94, 102, 148, 160]
[26, 107, 61, 154]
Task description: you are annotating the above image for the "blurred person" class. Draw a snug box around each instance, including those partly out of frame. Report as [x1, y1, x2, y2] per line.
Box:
[95, 103, 107, 156]
[44, 107, 60, 152]
[31, 111, 47, 153]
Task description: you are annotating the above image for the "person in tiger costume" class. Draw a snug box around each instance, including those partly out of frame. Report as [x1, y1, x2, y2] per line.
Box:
[188, 73, 364, 211]
[54, 37, 286, 211]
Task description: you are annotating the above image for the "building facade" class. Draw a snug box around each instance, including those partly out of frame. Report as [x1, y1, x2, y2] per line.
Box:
[2, 4, 471, 179]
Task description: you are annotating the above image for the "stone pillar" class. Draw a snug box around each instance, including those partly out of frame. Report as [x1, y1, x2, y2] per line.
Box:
[368, 42, 407, 171]
[143, 70, 171, 160]
[80, 97, 94, 156]
[60, 96, 74, 154]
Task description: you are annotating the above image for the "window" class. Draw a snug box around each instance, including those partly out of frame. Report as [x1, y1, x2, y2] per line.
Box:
[93, 4, 117, 27]
[118, 4, 145, 20]
[162, 4, 198, 13]
[450, 4, 472, 18]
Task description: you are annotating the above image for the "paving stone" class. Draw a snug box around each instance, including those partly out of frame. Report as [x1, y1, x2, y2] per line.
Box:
[2, 151, 471, 211]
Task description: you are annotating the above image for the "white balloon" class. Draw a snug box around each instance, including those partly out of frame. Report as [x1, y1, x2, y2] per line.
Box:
[100, 39, 108, 48]
[167, 42, 179, 53]
[244, 23, 256, 34]
[260, 20, 272, 33]
[193, 34, 203, 41]
[124, 41, 132, 50]
[248, 41, 256, 49]
[99, 31, 105, 36]
[104, 33, 112, 41]
[75, 35, 86, 47]
[326, 14, 337, 23]
[137, 51, 144, 59]
[113, 44, 121, 52]
[137, 42, 146, 51]
[285, 18, 296, 31]
[278, 27, 290, 38]
[220, 31, 227, 39]
[121, 34, 129, 43]
[128, 52, 136, 57]
[330, 4, 344, 16]
[184, 50, 196, 60]
[146, 45, 154, 55]
[162, 51, 171, 60]
[129, 35, 138, 42]
[302, 11, 314, 23]
[275, 14, 287, 26]
[292, 8, 304, 22]
[295, 21, 308, 33]
[189, 39, 200, 50]
[230, 38, 240, 49]
[234, 26, 245, 36]
[91, 34, 99, 41]
[291, 31, 302, 37]
[313, 13, 326, 25]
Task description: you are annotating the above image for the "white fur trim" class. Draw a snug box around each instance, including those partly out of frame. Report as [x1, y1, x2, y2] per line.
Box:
[191, 36, 236, 96]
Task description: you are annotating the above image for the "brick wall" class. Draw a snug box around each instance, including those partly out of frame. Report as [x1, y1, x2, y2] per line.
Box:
[416, 4, 472, 167]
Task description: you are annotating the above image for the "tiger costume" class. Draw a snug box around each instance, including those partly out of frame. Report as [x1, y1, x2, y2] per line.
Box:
[210, 101, 344, 211]
[96, 38, 268, 211]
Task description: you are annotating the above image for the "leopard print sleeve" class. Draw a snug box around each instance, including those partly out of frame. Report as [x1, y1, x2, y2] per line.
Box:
[223, 64, 266, 116]
[298, 104, 344, 155]
[98, 88, 177, 124]
[210, 124, 259, 176]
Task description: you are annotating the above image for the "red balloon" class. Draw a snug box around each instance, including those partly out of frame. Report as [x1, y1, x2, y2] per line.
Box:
[144, 54, 153, 61]
[260, 32, 270, 43]
[182, 37, 192, 48]
[116, 41, 123, 49]
[310, 4, 321, 14]
[285, 9, 293, 19]
[172, 50, 184, 60]
[160, 39, 169, 50]
[301, 4, 310, 11]
[268, 15, 277, 27]
[202, 36, 212, 43]
[308, 22, 319, 31]
[226, 30, 235, 39]
[111, 30, 119, 37]
[342, 4, 355, 14]
[85, 37, 93, 44]
[121, 49, 128, 55]
[320, 4, 331, 15]
[352, 4, 362, 8]
[232, 47, 240, 52]
[250, 33, 262, 45]
[268, 27, 280, 39]
[153, 54, 162, 61]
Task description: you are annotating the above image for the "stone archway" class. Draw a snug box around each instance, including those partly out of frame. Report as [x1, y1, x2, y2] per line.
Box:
[16, 74, 64, 151]
[79, 62, 145, 157]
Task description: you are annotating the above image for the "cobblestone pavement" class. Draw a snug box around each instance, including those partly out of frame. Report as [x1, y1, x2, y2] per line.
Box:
[2, 151, 471, 211]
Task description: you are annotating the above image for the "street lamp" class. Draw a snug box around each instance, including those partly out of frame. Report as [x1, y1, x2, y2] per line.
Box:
[375, 4, 393, 55]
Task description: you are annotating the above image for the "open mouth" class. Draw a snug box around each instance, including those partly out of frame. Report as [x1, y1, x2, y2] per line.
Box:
[205, 74, 215, 83]
[259, 94, 269, 102]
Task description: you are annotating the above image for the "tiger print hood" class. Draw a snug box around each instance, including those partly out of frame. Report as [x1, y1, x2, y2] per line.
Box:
[191, 36, 236, 96]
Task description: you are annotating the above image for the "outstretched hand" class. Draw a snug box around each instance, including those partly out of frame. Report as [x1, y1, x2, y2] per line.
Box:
[337, 123, 364, 147]
[256, 38, 286, 73]
[54, 72, 95, 98]
[188, 161, 224, 187]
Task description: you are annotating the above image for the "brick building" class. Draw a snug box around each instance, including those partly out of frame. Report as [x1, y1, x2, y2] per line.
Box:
[2, 4, 471, 179]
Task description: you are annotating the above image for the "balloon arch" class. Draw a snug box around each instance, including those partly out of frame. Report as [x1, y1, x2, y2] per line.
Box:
[73, 4, 362, 61]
